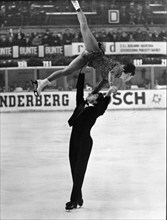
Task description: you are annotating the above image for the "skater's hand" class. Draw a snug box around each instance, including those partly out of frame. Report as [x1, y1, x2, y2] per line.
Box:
[105, 86, 118, 97]
[110, 86, 118, 94]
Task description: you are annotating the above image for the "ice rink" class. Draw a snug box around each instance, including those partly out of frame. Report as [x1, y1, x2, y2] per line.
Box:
[1, 110, 166, 220]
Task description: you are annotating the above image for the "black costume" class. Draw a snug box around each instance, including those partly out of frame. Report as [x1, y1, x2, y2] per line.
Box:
[67, 72, 111, 209]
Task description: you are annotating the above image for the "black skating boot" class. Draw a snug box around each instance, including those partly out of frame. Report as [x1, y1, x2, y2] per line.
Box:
[78, 198, 84, 207]
[65, 201, 77, 210]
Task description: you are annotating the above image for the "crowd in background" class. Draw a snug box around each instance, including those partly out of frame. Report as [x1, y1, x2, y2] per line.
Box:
[0, 27, 167, 47]
[0, 0, 166, 26]
[0, 0, 166, 92]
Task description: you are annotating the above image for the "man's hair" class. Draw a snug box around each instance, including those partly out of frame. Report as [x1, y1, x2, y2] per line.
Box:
[90, 92, 104, 106]
[123, 63, 136, 76]
[97, 92, 104, 100]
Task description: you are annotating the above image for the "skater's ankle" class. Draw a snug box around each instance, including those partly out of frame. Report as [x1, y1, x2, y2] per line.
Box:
[41, 79, 51, 87]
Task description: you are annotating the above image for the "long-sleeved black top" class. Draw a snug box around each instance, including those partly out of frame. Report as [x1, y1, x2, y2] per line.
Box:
[68, 73, 110, 136]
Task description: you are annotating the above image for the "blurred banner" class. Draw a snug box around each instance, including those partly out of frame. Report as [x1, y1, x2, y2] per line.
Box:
[0, 42, 166, 59]
[0, 45, 64, 58]
[72, 42, 167, 55]
[0, 90, 166, 112]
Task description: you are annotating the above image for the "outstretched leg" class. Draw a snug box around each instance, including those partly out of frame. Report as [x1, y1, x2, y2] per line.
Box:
[33, 0, 98, 96]
[33, 53, 86, 96]
[72, 0, 99, 51]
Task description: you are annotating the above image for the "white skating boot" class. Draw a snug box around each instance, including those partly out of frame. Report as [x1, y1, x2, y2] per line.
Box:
[71, 0, 80, 11]
[31, 79, 51, 96]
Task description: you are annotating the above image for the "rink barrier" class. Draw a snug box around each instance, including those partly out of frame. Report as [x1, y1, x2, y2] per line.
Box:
[0, 90, 166, 112]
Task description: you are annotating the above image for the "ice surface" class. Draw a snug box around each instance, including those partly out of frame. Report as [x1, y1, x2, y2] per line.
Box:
[1, 110, 166, 219]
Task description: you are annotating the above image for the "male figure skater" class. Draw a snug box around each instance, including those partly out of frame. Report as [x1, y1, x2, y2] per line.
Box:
[32, 0, 135, 97]
[66, 71, 117, 210]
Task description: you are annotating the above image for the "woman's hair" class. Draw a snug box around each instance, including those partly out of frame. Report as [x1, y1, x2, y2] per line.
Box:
[123, 63, 136, 76]
[98, 42, 105, 54]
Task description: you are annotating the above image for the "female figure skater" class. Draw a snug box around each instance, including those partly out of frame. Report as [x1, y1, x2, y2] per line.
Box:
[66, 71, 117, 210]
[32, 0, 135, 97]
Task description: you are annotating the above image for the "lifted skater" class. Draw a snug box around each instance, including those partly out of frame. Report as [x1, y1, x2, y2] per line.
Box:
[32, 0, 135, 97]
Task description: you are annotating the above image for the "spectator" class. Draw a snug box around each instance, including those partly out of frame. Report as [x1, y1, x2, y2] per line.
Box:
[0, 5, 6, 27]
[107, 29, 115, 42]
[109, 1, 117, 10]
[42, 34, 50, 46]
[145, 32, 154, 41]
[0, 86, 4, 92]
[7, 36, 14, 47]
[62, 29, 74, 45]
[127, 2, 136, 25]
[153, 32, 161, 41]
[112, 33, 118, 42]
[97, 0, 107, 23]
[97, 0, 106, 13]
[8, 28, 14, 37]
[54, 1, 61, 12]
[29, 3, 39, 25]
[94, 31, 102, 42]
[24, 80, 32, 91]
[90, 0, 96, 11]
[120, 32, 129, 41]
[135, 4, 144, 24]
[72, 32, 80, 43]
[161, 69, 166, 85]
[15, 28, 25, 45]
[80, 0, 89, 11]
[6, 1, 18, 26]
[144, 79, 150, 89]
[52, 32, 62, 46]
[143, 3, 154, 25]
[128, 33, 136, 42]
[159, 29, 167, 41]
[154, 79, 160, 89]
[0, 35, 9, 47]
[134, 28, 142, 41]
[140, 31, 148, 41]
[32, 34, 42, 46]
[10, 81, 19, 92]
[19, 2, 30, 26]
[120, 5, 128, 24]
[24, 33, 32, 46]
[15, 35, 26, 46]
[63, 0, 71, 12]
[100, 29, 109, 42]
[42, 29, 53, 46]
[116, 28, 123, 42]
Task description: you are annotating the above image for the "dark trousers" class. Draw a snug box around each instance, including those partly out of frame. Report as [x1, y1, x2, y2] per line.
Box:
[69, 133, 93, 202]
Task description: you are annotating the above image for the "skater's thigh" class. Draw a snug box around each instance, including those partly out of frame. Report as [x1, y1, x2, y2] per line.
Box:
[64, 54, 86, 75]
[82, 27, 99, 52]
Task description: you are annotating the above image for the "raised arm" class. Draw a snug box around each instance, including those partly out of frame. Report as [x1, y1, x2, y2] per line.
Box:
[76, 72, 85, 106]
[105, 71, 118, 96]
[95, 85, 118, 117]
[105, 86, 118, 97]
